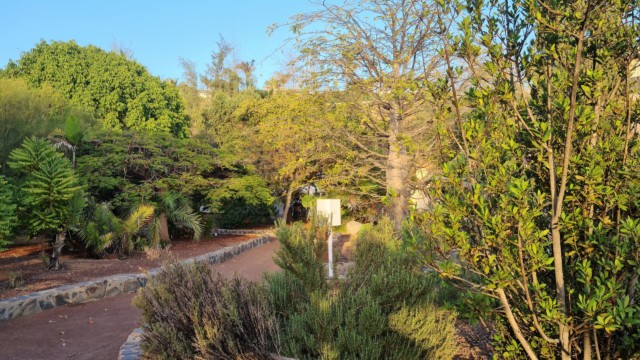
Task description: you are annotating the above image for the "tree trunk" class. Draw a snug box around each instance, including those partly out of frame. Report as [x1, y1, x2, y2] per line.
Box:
[282, 185, 295, 223]
[584, 331, 592, 360]
[386, 110, 409, 232]
[159, 213, 171, 243]
[48, 231, 66, 271]
[552, 225, 572, 360]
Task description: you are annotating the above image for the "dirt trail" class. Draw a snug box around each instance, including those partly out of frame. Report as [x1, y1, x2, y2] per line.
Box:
[0, 240, 280, 360]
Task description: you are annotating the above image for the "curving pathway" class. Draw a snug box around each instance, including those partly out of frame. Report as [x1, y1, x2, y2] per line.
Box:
[0, 240, 280, 360]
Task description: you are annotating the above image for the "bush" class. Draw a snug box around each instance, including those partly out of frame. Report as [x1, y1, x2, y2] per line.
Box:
[388, 305, 460, 360]
[0, 176, 16, 250]
[135, 220, 460, 360]
[273, 216, 329, 293]
[269, 219, 460, 360]
[133, 261, 280, 360]
[215, 197, 273, 229]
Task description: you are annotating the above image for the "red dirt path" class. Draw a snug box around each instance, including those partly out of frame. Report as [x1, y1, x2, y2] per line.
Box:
[0, 239, 281, 360]
[0, 234, 253, 300]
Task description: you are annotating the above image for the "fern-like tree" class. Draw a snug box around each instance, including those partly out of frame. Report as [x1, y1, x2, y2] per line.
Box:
[9, 137, 83, 269]
[0, 176, 17, 250]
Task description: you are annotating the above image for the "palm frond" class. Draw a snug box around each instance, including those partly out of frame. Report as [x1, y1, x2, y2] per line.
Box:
[124, 204, 155, 235]
[169, 206, 203, 241]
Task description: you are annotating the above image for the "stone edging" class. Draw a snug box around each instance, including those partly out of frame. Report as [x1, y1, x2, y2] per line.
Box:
[0, 235, 271, 322]
[118, 327, 296, 360]
[212, 228, 274, 235]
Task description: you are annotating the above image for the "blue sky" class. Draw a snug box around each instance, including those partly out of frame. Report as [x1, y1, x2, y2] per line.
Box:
[0, 1, 316, 88]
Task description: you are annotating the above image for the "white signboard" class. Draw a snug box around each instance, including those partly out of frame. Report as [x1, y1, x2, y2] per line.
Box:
[316, 199, 341, 226]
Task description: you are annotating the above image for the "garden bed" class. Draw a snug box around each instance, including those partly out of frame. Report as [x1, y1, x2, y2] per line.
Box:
[0, 234, 254, 300]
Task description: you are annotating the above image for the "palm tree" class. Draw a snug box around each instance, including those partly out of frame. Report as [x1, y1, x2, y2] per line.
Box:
[76, 202, 155, 258]
[48, 115, 86, 169]
[235, 60, 255, 90]
[147, 191, 202, 248]
[264, 72, 291, 94]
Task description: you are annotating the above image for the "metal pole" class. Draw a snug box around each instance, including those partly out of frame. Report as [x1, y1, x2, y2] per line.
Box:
[328, 227, 334, 279]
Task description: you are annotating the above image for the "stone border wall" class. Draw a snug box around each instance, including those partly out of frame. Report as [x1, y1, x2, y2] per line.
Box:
[118, 327, 296, 360]
[0, 235, 270, 322]
[212, 228, 273, 235]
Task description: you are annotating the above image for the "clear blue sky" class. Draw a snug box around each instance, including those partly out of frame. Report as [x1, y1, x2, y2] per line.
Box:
[0, 1, 316, 88]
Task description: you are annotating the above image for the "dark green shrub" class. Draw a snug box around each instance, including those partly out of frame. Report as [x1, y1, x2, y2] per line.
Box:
[133, 261, 280, 360]
[273, 217, 329, 293]
[0, 176, 17, 250]
[208, 175, 275, 229]
[269, 219, 460, 360]
[215, 197, 273, 228]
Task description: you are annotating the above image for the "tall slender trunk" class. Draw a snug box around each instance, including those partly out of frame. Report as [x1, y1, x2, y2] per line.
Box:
[387, 110, 409, 231]
[282, 185, 295, 223]
[584, 331, 592, 360]
[159, 213, 170, 243]
[48, 231, 66, 271]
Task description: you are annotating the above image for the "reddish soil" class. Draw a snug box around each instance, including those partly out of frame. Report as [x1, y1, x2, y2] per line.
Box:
[0, 234, 253, 300]
[454, 321, 494, 359]
[0, 240, 282, 360]
[0, 232, 493, 359]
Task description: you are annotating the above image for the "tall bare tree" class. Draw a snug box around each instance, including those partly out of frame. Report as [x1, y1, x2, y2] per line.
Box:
[282, 0, 443, 229]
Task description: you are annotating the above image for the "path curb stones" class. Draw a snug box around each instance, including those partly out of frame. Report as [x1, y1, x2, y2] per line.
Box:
[0, 235, 271, 322]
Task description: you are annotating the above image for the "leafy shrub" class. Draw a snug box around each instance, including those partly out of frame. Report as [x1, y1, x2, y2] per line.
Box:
[273, 216, 329, 293]
[269, 218, 459, 360]
[7, 270, 25, 289]
[133, 261, 280, 360]
[388, 305, 460, 360]
[208, 175, 274, 229]
[0, 176, 16, 250]
[214, 197, 273, 228]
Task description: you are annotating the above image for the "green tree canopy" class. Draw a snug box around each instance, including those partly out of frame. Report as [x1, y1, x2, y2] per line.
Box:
[282, 0, 444, 229]
[0, 78, 76, 171]
[2, 40, 189, 137]
[76, 130, 272, 229]
[247, 91, 330, 221]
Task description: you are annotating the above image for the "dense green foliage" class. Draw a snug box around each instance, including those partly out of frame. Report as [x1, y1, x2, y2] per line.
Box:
[2, 3, 639, 358]
[0, 176, 16, 250]
[134, 219, 459, 359]
[414, 0, 640, 358]
[133, 261, 280, 360]
[0, 78, 74, 170]
[77, 130, 228, 208]
[2, 41, 188, 137]
[8, 138, 82, 236]
[270, 219, 459, 360]
[207, 175, 274, 228]
[76, 202, 154, 257]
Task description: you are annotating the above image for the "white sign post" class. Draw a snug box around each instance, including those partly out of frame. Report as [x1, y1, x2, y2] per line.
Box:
[317, 199, 341, 279]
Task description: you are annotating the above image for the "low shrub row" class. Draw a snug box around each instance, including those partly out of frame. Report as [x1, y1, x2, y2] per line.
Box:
[134, 219, 460, 359]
